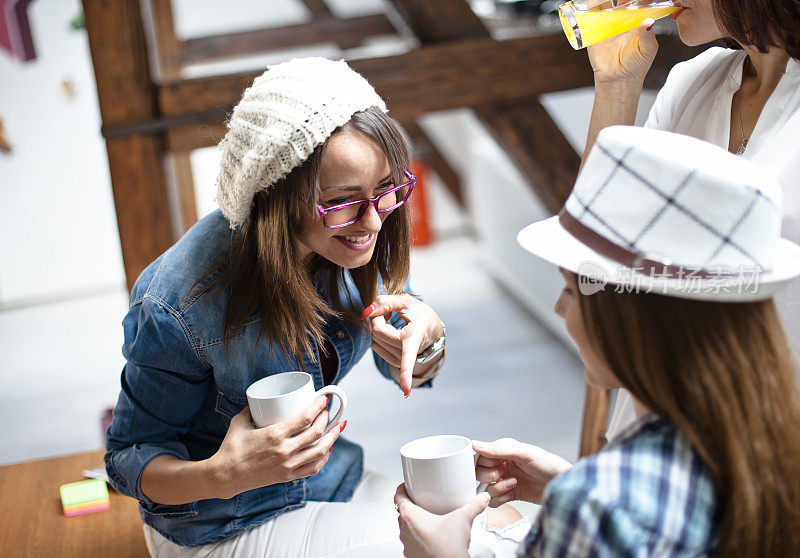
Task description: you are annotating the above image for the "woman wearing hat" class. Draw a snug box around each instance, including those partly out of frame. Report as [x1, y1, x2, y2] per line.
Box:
[395, 126, 800, 556]
[582, 0, 800, 439]
[104, 58, 447, 556]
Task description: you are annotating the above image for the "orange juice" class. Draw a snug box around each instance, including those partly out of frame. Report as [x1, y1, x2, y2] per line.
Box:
[559, 3, 680, 49]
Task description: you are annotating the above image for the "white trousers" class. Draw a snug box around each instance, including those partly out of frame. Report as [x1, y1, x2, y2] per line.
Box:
[143, 471, 403, 558]
[143, 470, 532, 558]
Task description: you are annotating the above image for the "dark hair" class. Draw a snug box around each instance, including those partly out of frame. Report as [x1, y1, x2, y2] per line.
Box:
[575, 274, 800, 556]
[713, 0, 800, 60]
[220, 107, 412, 363]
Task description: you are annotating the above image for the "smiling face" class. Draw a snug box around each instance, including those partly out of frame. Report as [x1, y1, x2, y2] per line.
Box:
[555, 269, 621, 390]
[672, 0, 727, 46]
[297, 129, 395, 269]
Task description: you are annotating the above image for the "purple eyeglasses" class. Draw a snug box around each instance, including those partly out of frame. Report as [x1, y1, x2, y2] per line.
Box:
[312, 169, 416, 229]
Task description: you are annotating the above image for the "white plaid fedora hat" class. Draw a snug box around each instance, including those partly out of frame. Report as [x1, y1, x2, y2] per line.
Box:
[517, 126, 800, 301]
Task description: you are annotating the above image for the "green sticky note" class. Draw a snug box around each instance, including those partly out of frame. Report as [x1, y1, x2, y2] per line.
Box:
[60, 478, 109, 507]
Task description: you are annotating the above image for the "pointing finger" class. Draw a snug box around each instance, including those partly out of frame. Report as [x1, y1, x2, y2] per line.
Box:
[398, 328, 424, 396]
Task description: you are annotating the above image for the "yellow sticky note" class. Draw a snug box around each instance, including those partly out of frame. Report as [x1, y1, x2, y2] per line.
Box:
[60, 478, 109, 507]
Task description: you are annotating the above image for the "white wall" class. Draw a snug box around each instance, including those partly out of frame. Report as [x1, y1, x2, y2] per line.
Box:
[0, 0, 124, 305]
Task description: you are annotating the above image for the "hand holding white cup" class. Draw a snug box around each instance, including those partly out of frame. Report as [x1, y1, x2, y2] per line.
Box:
[246, 372, 347, 434]
[400, 435, 489, 515]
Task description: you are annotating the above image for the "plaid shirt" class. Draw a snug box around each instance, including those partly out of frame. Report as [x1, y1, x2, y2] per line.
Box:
[520, 414, 718, 557]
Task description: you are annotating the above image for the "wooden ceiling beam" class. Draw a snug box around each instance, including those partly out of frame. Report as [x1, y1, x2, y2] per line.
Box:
[354, 35, 594, 124]
[166, 121, 227, 153]
[155, 38, 707, 161]
[299, 0, 333, 18]
[180, 13, 397, 65]
[388, 0, 489, 43]
[157, 34, 594, 121]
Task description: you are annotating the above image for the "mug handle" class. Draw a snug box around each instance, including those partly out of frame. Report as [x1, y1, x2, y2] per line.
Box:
[315, 385, 347, 435]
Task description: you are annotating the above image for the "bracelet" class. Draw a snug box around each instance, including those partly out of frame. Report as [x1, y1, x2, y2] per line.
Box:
[416, 324, 446, 364]
[411, 348, 445, 386]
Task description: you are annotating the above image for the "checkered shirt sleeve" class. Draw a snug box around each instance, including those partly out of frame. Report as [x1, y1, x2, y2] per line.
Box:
[518, 415, 718, 557]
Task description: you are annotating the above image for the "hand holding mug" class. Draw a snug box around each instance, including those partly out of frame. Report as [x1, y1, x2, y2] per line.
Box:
[400, 435, 485, 515]
[472, 439, 573, 506]
[209, 372, 348, 498]
[394, 483, 489, 558]
[246, 371, 346, 431]
[210, 398, 345, 499]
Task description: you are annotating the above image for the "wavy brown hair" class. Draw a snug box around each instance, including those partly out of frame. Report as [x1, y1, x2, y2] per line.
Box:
[218, 107, 412, 364]
[577, 277, 800, 556]
[712, 0, 800, 60]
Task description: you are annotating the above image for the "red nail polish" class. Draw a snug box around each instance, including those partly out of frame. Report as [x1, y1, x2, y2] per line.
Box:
[360, 305, 374, 320]
[326, 394, 331, 404]
[404, 392, 410, 399]
[339, 420, 347, 432]
[329, 447, 333, 453]
[647, 23, 654, 31]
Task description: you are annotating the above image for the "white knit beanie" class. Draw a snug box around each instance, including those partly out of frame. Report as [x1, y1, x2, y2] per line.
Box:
[215, 57, 388, 227]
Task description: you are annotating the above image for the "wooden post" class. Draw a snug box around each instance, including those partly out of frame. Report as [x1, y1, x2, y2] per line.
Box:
[83, 0, 175, 292]
[171, 152, 199, 233]
[148, 0, 184, 81]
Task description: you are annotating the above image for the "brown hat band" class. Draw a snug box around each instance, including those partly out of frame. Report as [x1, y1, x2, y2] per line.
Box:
[557, 209, 747, 279]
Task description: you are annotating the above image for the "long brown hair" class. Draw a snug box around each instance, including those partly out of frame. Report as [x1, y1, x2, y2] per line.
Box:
[218, 107, 412, 363]
[713, 0, 800, 60]
[577, 279, 800, 556]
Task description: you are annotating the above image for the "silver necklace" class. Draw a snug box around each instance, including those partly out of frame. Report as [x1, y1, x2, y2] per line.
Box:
[737, 57, 752, 156]
[737, 103, 750, 155]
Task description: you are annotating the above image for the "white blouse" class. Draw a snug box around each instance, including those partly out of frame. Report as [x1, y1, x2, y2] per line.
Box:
[609, 47, 800, 440]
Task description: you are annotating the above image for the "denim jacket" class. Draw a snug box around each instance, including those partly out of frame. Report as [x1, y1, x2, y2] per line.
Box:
[105, 210, 404, 547]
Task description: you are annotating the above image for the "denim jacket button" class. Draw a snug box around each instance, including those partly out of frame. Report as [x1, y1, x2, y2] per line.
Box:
[291, 480, 299, 487]
[336, 330, 345, 339]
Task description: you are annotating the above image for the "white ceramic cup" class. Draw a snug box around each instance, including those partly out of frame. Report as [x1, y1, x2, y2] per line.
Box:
[245, 372, 346, 431]
[400, 435, 488, 515]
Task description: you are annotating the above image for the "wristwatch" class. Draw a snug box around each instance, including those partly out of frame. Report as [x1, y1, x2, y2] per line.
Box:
[416, 325, 446, 364]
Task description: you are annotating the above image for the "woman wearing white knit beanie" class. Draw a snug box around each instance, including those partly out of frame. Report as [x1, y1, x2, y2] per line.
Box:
[104, 57, 452, 556]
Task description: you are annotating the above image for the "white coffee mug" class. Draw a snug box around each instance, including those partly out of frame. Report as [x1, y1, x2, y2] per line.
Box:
[400, 435, 488, 515]
[245, 372, 346, 431]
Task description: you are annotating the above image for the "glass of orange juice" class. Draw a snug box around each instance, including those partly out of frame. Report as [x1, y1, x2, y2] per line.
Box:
[559, 0, 680, 50]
